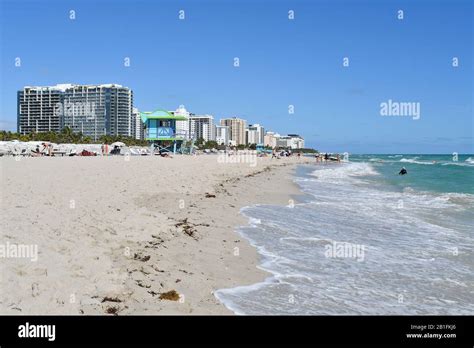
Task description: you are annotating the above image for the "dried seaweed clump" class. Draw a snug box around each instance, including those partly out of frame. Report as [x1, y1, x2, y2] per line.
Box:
[159, 290, 180, 301]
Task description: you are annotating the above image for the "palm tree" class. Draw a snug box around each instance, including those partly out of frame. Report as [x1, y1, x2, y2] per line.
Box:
[60, 127, 74, 143]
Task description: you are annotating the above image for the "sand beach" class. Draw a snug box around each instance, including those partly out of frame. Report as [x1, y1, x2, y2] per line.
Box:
[0, 154, 310, 314]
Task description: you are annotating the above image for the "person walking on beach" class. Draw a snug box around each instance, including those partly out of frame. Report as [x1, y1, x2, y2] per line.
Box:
[101, 143, 109, 156]
[41, 143, 46, 155]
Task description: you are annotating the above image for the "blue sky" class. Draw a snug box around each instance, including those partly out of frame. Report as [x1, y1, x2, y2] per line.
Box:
[0, 0, 472, 153]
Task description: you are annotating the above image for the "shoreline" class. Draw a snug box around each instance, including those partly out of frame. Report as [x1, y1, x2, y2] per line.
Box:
[214, 165, 315, 315]
[0, 155, 312, 315]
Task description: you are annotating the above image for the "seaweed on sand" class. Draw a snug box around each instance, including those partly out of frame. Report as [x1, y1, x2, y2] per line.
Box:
[159, 290, 180, 301]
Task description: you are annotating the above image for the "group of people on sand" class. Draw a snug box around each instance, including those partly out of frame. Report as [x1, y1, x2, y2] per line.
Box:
[31, 143, 53, 157]
[315, 153, 341, 163]
[271, 149, 302, 159]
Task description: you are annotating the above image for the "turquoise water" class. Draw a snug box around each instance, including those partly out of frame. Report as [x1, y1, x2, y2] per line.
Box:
[215, 154, 474, 315]
[350, 154, 474, 194]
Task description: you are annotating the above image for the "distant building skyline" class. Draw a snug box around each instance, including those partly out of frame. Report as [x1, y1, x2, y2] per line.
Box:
[16, 85, 304, 149]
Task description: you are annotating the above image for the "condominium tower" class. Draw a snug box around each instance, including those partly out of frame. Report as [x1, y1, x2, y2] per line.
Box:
[189, 114, 215, 142]
[17, 84, 134, 140]
[170, 105, 190, 139]
[246, 123, 265, 145]
[133, 107, 144, 140]
[277, 134, 305, 149]
[17, 85, 65, 134]
[263, 131, 281, 148]
[220, 117, 247, 146]
[215, 125, 230, 145]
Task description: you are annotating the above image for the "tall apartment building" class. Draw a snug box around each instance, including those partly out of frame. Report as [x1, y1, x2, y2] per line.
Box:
[132, 107, 144, 140]
[215, 125, 229, 145]
[220, 117, 246, 146]
[62, 84, 133, 140]
[246, 123, 265, 145]
[277, 134, 305, 149]
[17, 84, 134, 141]
[17, 85, 66, 134]
[264, 131, 281, 148]
[189, 114, 214, 142]
[170, 105, 190, 139]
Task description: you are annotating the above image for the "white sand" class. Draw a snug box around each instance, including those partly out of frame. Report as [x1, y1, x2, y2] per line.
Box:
[0, 154, 311, 314]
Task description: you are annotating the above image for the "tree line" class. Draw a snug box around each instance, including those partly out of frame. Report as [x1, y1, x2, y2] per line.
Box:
[1, 130, 317, 152]
[0, 128, 149, 146]
[193, 137, 317, 152]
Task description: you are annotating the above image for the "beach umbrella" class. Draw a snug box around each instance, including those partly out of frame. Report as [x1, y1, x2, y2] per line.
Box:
[111, 141, 126, 147]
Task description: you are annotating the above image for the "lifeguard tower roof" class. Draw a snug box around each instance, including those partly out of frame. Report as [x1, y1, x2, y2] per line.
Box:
[140, 110, 188, 123]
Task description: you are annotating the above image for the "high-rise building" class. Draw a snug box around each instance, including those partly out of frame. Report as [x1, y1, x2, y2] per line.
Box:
[246, 123, 265, 145]
[62, 84, 133, 140]
[215, 125, 229, 145]
[132, 107, 144, 140]
[189, 114, 214, 142]
[220, 117, 246, 145]
[264, 131, 281, 148]
[276, 134, 305, 149]
[17, 84, 134, 141]
[170, 105, 190, 139]
[17, 85, 65, 134]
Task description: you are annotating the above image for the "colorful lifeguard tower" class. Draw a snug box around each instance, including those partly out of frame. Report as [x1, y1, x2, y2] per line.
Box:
[140, 109, 187, 154]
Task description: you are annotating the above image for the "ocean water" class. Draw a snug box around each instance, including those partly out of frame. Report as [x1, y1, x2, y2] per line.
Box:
[215, 154, 474, 315]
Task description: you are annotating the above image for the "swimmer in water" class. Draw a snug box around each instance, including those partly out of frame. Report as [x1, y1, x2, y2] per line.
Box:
[399, 167, 407, 175]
